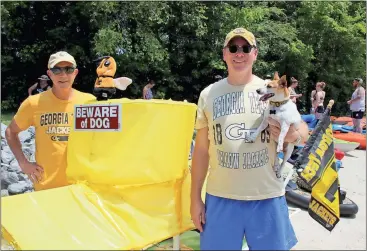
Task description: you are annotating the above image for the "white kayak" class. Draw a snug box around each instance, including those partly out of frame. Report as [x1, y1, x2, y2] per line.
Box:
[334, 138, 360, 153]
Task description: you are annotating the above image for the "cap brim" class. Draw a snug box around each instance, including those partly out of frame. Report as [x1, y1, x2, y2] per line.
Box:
[49, 58, 76, 68]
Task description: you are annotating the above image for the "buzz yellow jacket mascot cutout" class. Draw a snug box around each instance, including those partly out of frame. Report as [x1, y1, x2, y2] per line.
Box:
[93, 56, 132, 101]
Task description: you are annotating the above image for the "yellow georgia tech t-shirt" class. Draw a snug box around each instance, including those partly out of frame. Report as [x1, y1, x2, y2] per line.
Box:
[14, 89, 95, 191]
[195, 76, 285, 200]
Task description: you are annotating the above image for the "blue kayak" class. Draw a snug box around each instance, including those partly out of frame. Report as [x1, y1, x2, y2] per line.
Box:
[301, 114, 318, 129]
[332, 124, 366, 134]
[301, 114, 315, 123]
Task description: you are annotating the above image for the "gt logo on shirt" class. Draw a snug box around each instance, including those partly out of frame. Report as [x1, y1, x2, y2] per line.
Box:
[51, 136, 69, 142]
[225, 123, 256, 141]
[213, 123, 271, 144]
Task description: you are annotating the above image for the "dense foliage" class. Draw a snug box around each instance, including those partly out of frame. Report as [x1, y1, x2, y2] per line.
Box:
[1, 1, 366, 115]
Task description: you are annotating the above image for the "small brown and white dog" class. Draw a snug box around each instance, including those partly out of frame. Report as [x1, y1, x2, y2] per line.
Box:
[249, 74, 302, 178]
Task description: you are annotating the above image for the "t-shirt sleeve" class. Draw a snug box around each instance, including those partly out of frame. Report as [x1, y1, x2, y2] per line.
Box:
[357, 87, 365, 98]
[76, 92, 96, 103]
[13, 98, 34, 131]
[195, 90, 208, 130]
[288, 87, 296, 96]
[85, 93, 96, 101]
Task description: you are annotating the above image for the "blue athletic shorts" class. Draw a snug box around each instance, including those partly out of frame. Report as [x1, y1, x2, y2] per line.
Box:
[200, 193, 298, 250]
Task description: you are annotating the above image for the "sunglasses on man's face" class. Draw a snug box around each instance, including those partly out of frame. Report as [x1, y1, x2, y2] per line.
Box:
[50, 66, 75, 75]
[227, 44, 255, 54]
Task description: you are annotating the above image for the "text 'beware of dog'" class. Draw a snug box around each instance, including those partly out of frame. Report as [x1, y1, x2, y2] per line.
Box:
[74, 104, 122, 131]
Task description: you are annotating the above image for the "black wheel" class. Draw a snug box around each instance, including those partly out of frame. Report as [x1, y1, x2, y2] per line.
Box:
[285, 188, 310, 210]
[285, 189, 359, 217]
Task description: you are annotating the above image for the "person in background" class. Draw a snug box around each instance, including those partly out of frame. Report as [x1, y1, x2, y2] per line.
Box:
[288, 77, 302, 103]
[264, 73, 272, 84]
[28, 75, 51, 96]
[310, 81, 326, 120]
[347, 78, 365, 133]
[214, 75, 223, 82]
[143, 79, 155, 99]
[5, 51, 95, 191]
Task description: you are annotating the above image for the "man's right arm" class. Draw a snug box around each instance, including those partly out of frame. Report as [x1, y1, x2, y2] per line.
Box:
[5, 98, 43, 182]
[28, 83, 37, 96]
[5, 120, 43, 183]
[190, 89, 210, 232]
[142, 87, 148, 99]
[190, 127, 210, 201]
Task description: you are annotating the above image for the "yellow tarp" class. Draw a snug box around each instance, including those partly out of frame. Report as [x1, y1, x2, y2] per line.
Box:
[1, 99, 197, 250]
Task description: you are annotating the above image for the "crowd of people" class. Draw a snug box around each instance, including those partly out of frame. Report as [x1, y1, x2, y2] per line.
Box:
[265, 73, 365, 133]
[5, 26, 366, 250]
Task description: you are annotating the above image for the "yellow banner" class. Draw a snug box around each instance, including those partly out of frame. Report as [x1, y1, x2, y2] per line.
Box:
[1, 99, 197, 250]
[298, 120, 340, 231]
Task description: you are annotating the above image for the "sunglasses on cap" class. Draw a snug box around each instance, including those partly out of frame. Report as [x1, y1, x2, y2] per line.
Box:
[227, 44, 255, 54]
[50, 66, 76, 75]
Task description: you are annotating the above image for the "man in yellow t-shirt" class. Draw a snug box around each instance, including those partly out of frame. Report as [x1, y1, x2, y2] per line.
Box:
[190, 28, 309, 250]
[5, 51, 95, 191]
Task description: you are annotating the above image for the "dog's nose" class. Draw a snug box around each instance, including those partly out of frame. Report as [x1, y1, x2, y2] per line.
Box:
[256, 89, 260, 94]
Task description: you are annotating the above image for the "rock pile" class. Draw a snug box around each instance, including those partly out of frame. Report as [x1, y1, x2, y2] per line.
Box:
[1, 123, 35, 196]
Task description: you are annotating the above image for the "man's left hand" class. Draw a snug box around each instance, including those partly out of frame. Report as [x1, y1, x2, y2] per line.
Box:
[267, 117, 309, 144]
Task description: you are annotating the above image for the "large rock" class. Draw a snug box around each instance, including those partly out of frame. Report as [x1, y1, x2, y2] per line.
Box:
[1, 125, 35, 196]
[18, 173, 29, 182]
[1, 123, 7, 139]
[1, 146, 15, 164]
[1, 189, 9, 197]
[2, 171, 19, 186]
[18, 128, 33, 143]
[8, 181, 33, 195]
[8, 159, 22, 173]
[22, 143, 36, 162]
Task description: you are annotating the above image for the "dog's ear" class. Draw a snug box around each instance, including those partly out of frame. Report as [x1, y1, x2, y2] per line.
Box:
[280, 75, 287, 87]
[273, 71, 280, 80]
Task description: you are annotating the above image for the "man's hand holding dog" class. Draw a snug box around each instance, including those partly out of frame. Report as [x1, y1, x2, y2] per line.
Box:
[267, 117, 308, 144]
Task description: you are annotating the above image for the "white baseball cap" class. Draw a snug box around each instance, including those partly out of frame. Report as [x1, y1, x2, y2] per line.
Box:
[48, 51, 77, 68]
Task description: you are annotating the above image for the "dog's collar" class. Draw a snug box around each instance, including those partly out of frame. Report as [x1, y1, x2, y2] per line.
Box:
[269, 99, 289, 107]
[99, 75, 114, 78]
